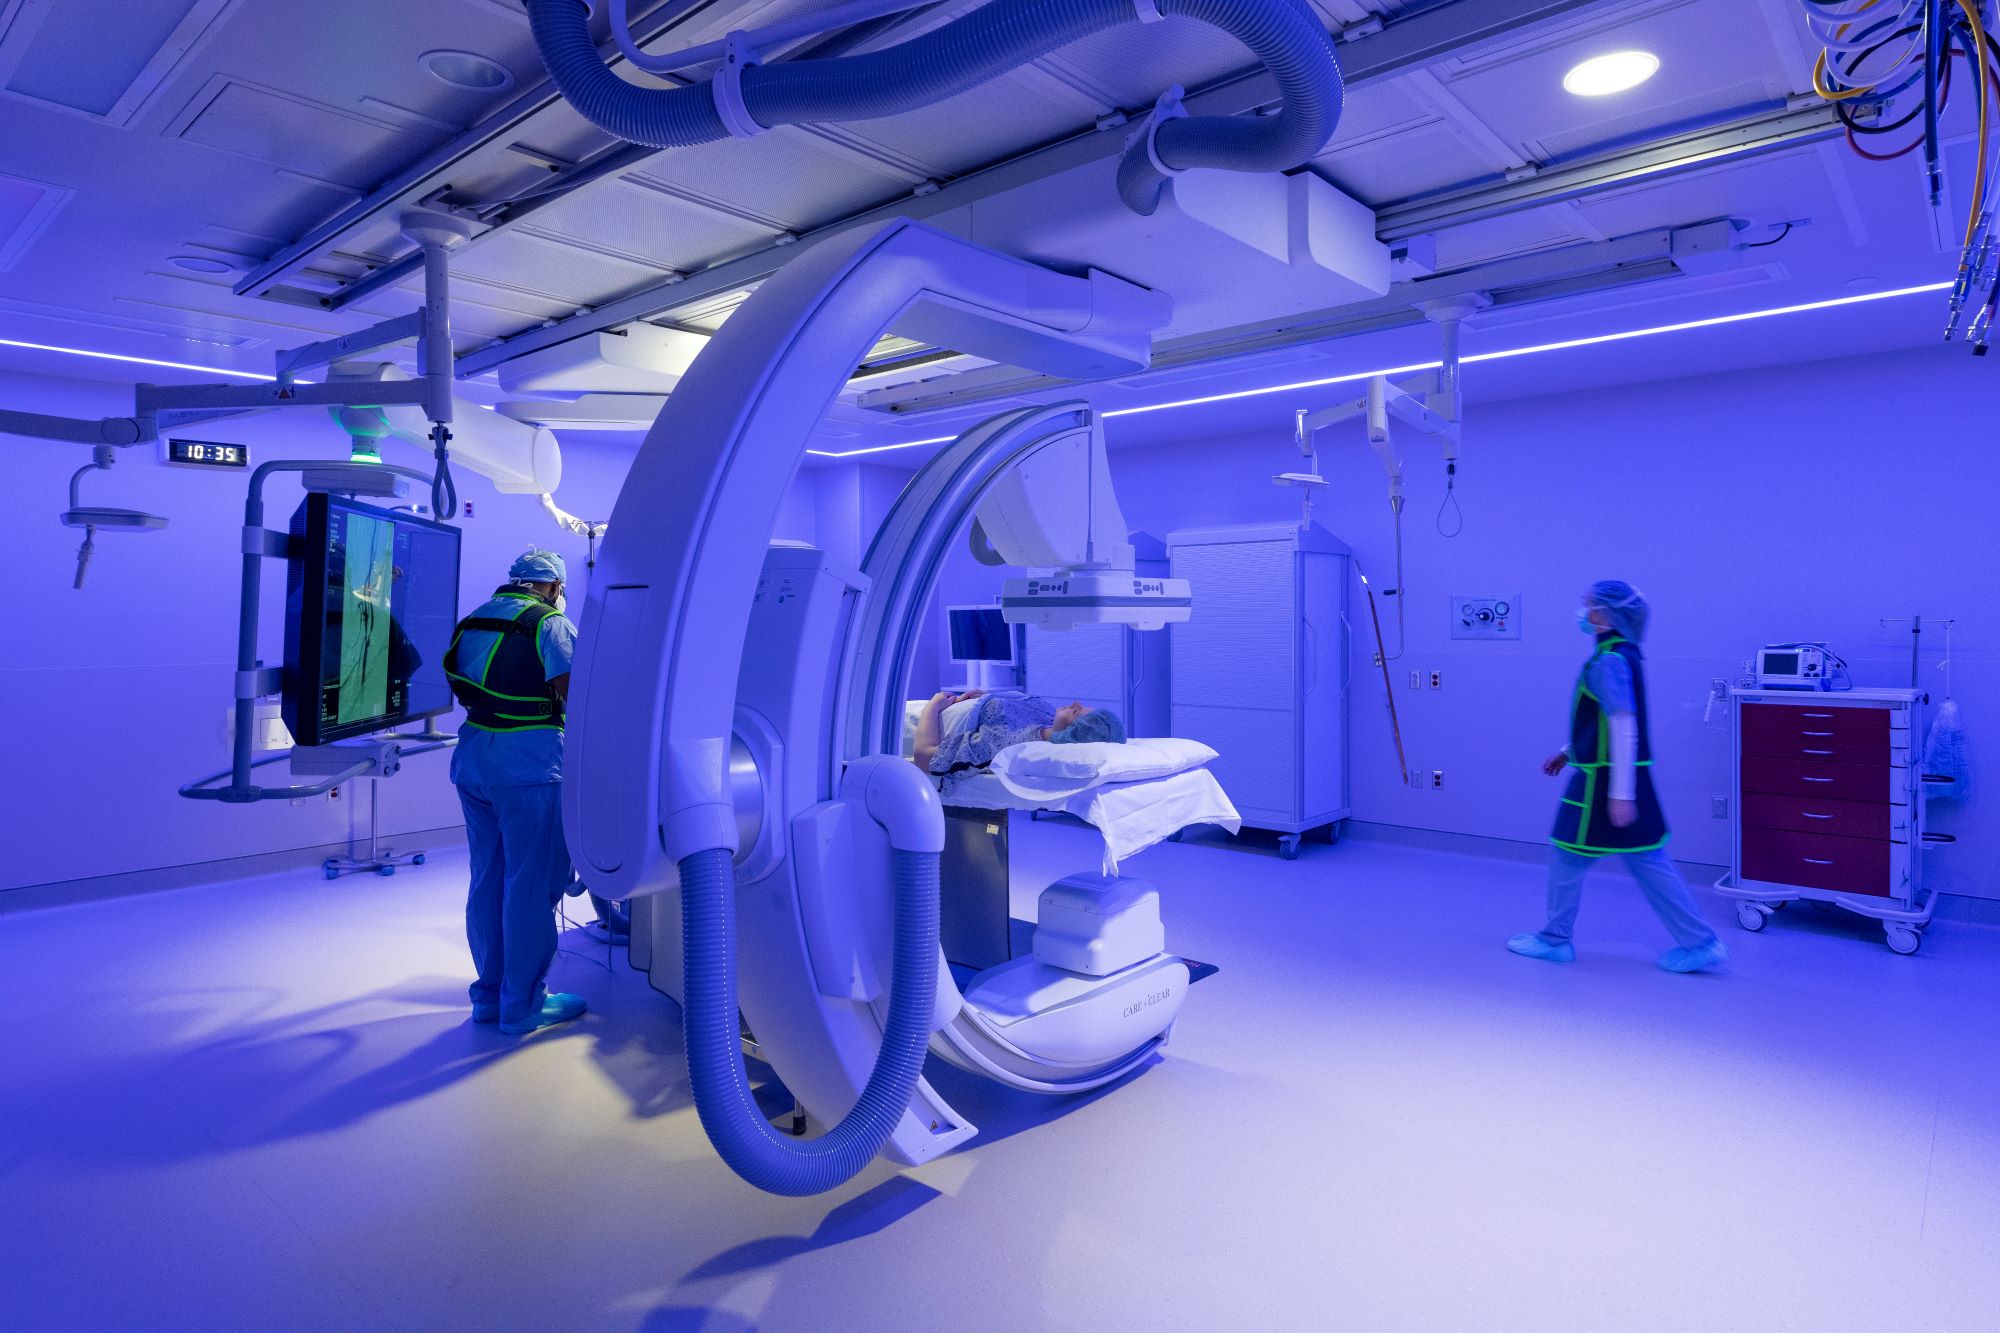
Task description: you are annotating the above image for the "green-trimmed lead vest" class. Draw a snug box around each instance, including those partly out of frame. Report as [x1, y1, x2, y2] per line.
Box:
[443, 589, 564, 733]
[1551, 635, 1669, 856]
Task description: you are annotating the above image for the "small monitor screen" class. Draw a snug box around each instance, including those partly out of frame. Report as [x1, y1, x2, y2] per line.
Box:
[284, 494, 461, 746]
[1762, 651, 1800, 676]
[948, 606, 1015, 664]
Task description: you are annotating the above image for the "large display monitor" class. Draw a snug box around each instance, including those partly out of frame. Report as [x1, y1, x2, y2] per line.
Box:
[947, 605, 1016, 665]
[283, 493, 461, 746]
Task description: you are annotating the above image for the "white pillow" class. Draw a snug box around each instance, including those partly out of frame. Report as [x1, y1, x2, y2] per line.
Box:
[990, 737, 1217, 790]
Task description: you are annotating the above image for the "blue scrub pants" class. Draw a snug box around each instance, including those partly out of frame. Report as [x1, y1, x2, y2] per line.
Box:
[456, 778, 571, 1024]
[1538, 845, 1718, 950]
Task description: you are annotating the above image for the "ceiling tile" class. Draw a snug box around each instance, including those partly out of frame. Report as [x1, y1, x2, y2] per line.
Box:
[1436, 0, 1793, 163]
[166, 75, 446, 190]
[623, 128, 923, 232]
[827, 73, 1092, 179]
[525, 176, 784, 272]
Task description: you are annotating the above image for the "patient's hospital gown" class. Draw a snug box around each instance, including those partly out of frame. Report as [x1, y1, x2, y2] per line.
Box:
[928, 693, 1054, 775]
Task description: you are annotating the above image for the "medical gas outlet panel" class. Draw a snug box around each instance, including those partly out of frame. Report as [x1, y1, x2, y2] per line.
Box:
[1450, 594, 1520, 640]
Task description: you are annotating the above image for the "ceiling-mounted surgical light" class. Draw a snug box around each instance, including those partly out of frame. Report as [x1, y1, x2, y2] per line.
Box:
[423, 49, 515, 91]
[1563, 50, 1660, 97]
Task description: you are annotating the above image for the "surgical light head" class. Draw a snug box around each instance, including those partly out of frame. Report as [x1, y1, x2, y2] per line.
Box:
[510, 547, 568, 585]
[1586, 579, 1650, 642]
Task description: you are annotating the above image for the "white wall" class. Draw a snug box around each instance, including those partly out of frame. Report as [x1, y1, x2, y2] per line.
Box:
[1, 371, 816, 893]
[1108, 345, 1998, 898]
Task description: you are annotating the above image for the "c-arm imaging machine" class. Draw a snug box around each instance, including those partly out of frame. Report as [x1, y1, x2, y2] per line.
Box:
[568, 218, 1214, 1196]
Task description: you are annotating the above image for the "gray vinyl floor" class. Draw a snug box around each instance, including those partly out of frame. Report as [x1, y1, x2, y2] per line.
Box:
[4, 820, 1996, 1332]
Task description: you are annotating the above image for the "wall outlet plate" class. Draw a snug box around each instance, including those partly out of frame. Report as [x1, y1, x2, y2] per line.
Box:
[1712, 796, 1729, 819]
[1450, 594, 1521, 640]
[1431, 770, 1444, 789]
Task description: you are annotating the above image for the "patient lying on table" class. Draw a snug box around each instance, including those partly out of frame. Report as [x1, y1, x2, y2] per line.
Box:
[911, 691, 1126, 777]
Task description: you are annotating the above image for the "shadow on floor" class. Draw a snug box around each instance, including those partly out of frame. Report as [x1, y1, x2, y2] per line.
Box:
[682, 1175, 945, 1282]
[10, 976, 560, 1163]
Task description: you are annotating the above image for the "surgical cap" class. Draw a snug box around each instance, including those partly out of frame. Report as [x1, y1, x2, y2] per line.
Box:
[1050, 708, 1127, 746]
[1587, 579, 1650, 642]
[509, 548, 567, 584]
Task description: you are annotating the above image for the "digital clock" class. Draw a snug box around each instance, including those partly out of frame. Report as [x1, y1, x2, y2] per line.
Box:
[161, 438, 248, 470]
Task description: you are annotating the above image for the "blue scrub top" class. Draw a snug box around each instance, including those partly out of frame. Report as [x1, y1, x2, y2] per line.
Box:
[1583, 648, 1636, 716]
[450, 590, 577, 788]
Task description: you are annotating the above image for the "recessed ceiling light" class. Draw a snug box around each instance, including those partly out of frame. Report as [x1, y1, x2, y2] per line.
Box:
[1563, 51, 1660, 97]
[169, 255, 233, 274]
[423, 49, 514, 92]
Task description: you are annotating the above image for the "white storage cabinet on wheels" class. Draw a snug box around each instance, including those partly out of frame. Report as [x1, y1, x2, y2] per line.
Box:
[1166, 522, 1349, 858]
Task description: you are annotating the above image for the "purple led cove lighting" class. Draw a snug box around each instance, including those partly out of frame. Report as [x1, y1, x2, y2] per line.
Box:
[14, 279, 1952, 456]
[0, 336, 275, 381]
[806, 281, 1954, 458]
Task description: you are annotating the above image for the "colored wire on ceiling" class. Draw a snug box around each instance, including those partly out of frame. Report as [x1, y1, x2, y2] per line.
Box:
[1799, 0, 2000, 350]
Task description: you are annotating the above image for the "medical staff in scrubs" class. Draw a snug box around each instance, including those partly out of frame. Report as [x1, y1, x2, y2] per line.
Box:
[1508, 581, 1728, 974]
[444, 548, 588, 1034]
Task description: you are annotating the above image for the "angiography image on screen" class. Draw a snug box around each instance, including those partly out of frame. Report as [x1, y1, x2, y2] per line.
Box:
[337, 512, 397, 725]
[284, 494, 461, 747]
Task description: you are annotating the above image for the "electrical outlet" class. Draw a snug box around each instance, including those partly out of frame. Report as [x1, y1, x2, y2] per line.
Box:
[1429, 670, 1442, 689]
[1431, 769, 1444, 789]
[1409, 766, 1425, 791]
[463, 501, 475, 517]
[1712, 796, 1729, 819]
[1408, 670, 1421, 689]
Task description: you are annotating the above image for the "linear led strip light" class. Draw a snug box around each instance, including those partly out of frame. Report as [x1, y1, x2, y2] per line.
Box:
[1, 280, 1954, 453]
[805, 280, 1955, 458]
[0, 337, 276, 380]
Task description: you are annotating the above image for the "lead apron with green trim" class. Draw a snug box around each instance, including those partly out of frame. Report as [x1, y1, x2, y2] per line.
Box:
[444, 591, 564, 732]
[1551, 635, 1669, 855]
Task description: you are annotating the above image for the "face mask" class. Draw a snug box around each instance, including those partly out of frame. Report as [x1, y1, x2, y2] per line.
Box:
[1577, 608, 1599, 635]
[554, 591, 568, 616]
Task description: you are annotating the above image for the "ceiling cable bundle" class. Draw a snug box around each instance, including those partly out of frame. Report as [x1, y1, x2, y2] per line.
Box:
[1800, 0, 2000, 351]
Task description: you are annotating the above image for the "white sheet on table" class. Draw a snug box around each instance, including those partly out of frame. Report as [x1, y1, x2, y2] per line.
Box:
[940, 766, 1241, 874]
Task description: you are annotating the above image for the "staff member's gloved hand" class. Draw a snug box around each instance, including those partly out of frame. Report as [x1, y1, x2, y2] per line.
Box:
[1542, 751, 1569, 777]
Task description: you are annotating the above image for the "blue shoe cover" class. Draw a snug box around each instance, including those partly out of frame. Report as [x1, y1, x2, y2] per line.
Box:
[499, 992, 587, 1035]
[1507, 933, 1575, 963]
[471, 1003, 499, 1024]
[1658, 940, 1729, 974]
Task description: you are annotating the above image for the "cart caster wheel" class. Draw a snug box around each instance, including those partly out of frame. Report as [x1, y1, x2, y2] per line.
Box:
[377, 865, 396, 877]
[1885, 926, 1921, 955]
[1279, 838, 1301, 861]
[324, 866, 340, 881]
[1735, 902, 1768, 932]
[412, 853, 426, 866]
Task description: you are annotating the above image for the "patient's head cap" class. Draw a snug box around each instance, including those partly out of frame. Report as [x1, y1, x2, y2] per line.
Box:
[1050, 708, 1126, 745]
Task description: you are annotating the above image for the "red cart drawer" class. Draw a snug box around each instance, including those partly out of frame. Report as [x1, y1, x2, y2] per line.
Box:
[1739, 792, 1892, 840]
[1741, 702, 1892, 744]
[1741, 827, 1892, 896]
[1740, 731, 1891, 765]
[1740, 755, 1892, 803]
